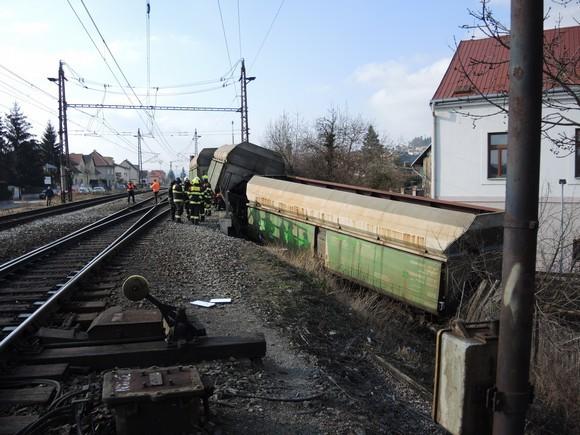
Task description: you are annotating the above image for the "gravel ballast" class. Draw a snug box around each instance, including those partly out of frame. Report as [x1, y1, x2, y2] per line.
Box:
[105, 214, 443, 434]
[0, 194, 153, 264]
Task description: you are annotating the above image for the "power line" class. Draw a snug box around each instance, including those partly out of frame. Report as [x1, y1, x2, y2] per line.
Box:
[0, 64, 57, 101]
[67, 0, 175, 156]
[217, 0, 233, 69]
[237, 0, 242, 58]
[217, 0, 238, 98]
[0, 63, 142, 156]
[146, 0, 151, 108]
[68, 78, 235, 97]
[250, 0, 286, 70]
[78, 0, 174, 153]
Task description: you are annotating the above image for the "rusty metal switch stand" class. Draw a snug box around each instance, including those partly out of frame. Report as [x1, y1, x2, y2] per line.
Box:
[102, 365, 208, 435]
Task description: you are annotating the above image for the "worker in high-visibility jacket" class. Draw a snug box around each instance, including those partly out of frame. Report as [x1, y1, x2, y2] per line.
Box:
[188, 177, 204, 225]
[172, 178, 186, 223]
[183, 178, 191, 220]
[168, 180, 176, 220]
[150, 179, 161, 204]
[201, 174, 213, 217]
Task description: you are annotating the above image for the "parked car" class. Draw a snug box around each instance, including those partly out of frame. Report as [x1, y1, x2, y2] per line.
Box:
[78, 186, 91, 194]
[92, 186, 106, 193]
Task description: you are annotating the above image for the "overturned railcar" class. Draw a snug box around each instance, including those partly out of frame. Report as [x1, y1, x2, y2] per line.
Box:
[245, 176, 503, 315]
[207, 142, 285, 233]
[189, 148, 217, 179]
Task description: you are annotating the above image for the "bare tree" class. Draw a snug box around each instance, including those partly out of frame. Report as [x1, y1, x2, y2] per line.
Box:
[455, 0, 580, 155]
[264, 112, 306, 173]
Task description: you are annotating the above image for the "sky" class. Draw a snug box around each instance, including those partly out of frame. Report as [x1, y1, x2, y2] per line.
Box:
[0, 1, 578, 172]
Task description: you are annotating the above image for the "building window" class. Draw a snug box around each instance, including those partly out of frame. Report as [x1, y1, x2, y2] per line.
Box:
[574, 128, 580, 178]
[488, 132, 508, 179]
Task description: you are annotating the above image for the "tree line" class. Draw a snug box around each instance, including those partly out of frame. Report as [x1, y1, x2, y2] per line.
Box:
[264, 107, 428, 192]
[0, 103, 59, 197]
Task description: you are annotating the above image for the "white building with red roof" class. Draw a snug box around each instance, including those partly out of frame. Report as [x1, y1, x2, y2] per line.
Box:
[430, 26, 580, 269]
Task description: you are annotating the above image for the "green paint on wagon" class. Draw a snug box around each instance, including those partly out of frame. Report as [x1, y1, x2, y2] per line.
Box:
[324, 231, 442, 313]
[247, 208, 315, 250]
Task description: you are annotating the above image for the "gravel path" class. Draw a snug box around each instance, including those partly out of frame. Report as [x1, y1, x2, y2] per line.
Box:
[106, 214, 443, 434]
[0, 194, 152, 264]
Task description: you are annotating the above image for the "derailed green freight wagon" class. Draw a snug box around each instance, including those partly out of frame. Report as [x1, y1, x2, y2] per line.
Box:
[246, 176, 503, 315]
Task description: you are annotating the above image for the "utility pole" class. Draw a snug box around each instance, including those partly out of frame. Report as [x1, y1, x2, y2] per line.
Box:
[50, 61, 71, 203]
[193, 129, 201, 156]
[493, 2, 543, 434]
[60, 61, 72, 202]
[231, 120, 235, 145]
[137, 128, 143, 187]
[239, 59, 255, 143]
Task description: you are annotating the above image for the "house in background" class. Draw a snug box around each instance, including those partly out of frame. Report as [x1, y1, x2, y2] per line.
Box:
[411, 144, 431, 195]
[69, 151, 116, 190]
[430, 25, 580, 270]
[115, 159, 140, 185]
[89, 150, 115, 189]
[147, 170, 166, 185]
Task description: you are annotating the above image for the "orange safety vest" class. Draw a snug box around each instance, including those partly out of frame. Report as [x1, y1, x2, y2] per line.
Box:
[151, 181, 160, 192]
[127, 183, 136, 191]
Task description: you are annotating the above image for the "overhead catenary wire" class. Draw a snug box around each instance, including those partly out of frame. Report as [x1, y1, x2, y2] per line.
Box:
[68, 78, 235, 97]
[0, 63, 148, 157]
[216, 0, 238, 98]
[250, 0, 286, 70]
[67, 0, 175, 157]
[78, 0, 175, 155]
[237, 0, 242, 59]
[146, 0, 151, 108]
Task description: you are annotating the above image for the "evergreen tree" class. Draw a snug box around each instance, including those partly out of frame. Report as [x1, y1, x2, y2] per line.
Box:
[361, 125, 383, 161]
[40, 121, 60, 167]
[180, 167, 186, 179]
[5, 104, 43, 189]
[167, 169, 175, 183]
[0, 116, 13, 183]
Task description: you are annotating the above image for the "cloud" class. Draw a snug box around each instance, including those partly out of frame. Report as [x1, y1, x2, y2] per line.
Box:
[353, 58, 450, 140]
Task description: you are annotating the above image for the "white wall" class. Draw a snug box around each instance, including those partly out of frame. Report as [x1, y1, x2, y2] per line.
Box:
[433, 99, 579, 203]
[432, 96, 580, 271]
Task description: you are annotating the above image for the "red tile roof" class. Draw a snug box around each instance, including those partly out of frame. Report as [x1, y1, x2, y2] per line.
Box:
[69, 153, 83, 166]
[432, 25, 580, 101]
[149, 170, 166, 178]
[90, 150, 114, 167]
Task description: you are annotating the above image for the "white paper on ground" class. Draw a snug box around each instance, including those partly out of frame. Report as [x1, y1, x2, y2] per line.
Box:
[190, 300, 215, 308]
[210, 298, 232, 304]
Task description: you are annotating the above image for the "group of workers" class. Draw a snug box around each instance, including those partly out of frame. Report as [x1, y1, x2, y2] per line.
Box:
[126, 179, 161, 204]
[168, 175, 214, 224]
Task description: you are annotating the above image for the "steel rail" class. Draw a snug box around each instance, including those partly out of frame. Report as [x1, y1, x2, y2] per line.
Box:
[0, 195, 161, 276]
[0, 191, 149, 231]
[0, 202, 169, 354]
[0, 193, 165, 274]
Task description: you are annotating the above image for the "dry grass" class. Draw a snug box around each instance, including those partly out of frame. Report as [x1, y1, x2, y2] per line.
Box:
[268, 244, 579, 433]
[266, 247, 409, 329]
[264, 245, 436, 387]
[461, 275, 580, 433]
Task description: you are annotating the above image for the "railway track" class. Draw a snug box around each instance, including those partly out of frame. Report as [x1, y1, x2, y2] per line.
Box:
[0, 191, 149, 231]
[0, 198, 268, 434]
[0, 197, 168, 353]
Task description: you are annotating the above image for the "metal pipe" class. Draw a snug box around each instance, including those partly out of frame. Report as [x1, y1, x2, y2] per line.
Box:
[559, 179, 566, 273]
[493, 1, 543, 434]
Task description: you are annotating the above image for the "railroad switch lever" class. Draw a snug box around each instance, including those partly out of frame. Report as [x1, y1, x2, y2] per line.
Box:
[122, 275, 204, 343]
